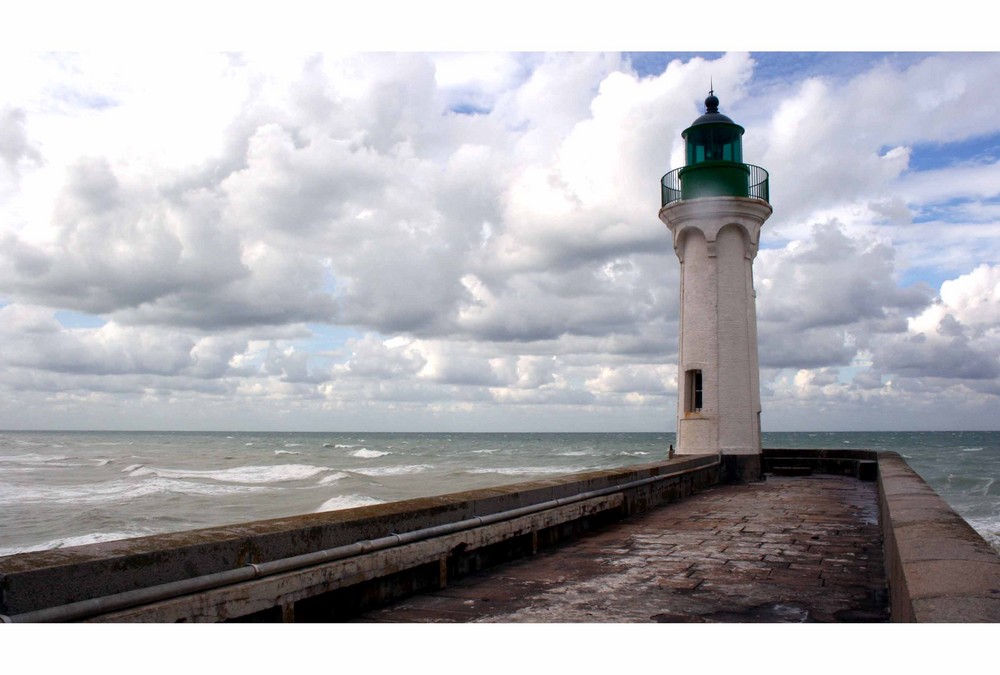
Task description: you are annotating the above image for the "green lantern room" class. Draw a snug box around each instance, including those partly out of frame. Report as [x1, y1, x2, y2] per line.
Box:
[661, 92, 769, 206]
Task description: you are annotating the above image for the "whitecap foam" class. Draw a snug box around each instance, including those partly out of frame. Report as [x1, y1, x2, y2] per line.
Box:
[274, 450, 302, 456]
[965, 515, 1000, 552]
[558, 451, 590, 456]
[12, 439, 45, 447]
[353, 465, 431, 476]
[319, 472, 349, 484]
[618, 451, 650, 457]
[961, 447, 984, 452]
[0, 530, 154, 556]
[0, 453, 72, 464]
[351, 448, 389, 459]
[315, 495, 385, 512]
[138, 464, 329, 484]
[0, 475, 273, 506]
[467, 467, 568, 476]
[472, 449, 500, 454]
[34, 458, 104, 469]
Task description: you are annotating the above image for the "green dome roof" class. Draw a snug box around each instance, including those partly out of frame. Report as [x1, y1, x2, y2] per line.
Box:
[683, 92, 743, 137]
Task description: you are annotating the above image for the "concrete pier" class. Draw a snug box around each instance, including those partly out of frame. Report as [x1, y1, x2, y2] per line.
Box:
[351, 473, 887, 622]
[2, 449, 998, 623]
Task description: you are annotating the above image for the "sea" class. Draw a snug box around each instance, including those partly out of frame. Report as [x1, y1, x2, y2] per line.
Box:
[1, 430, 998, 557]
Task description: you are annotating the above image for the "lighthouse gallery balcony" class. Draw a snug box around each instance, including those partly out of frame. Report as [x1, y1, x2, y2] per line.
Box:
[660, 163, 769, 208]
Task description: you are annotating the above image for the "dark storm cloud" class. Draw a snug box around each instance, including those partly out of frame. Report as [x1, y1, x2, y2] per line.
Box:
[758, 326, 857, 369]
[876, 332, 1000, 380]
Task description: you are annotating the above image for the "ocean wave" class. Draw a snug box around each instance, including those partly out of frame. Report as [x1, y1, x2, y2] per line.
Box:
[467, 467, 569, 476]
[944, 474, 996, 494]
[618, 451, 650, 456]
[351, 448, 389, 459]
[196, 464, 326, 483]
[965, 515, 1000, 552]
[0, 530, 155, 557]
[0, 454, 114, 470]
[961, 447, 984, 452]
[319, 472, 349, 484]
[353, 465, 431, 476]
[0, 476, 273, 506]
[11, 439, 46, 447]
[123, 463, 330, 484]
[558, 451, 590, 456]
[0, 453, 72, 464]
[315, 495, 385, 512]
[274, 450, 302, 456]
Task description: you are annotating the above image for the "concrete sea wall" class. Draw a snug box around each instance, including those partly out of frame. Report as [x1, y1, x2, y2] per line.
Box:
[877, 451, 1000, 622]
[0, 454, 720, 622]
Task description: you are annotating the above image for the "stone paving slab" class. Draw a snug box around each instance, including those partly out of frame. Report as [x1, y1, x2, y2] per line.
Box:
[350, 474, 888, 623]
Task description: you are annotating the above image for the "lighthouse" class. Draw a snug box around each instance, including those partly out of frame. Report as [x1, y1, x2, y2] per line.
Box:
[658, 92, 772, 482]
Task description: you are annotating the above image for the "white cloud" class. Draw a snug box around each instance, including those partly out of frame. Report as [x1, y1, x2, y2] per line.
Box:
[757, 221, 930, 334]
[1, 52, 999, 431]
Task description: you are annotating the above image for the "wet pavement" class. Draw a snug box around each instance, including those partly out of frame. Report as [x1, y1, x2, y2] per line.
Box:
[351, 474, 888, 622]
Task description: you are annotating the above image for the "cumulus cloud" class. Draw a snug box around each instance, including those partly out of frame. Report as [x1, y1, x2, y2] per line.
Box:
[758, 222, 931, 332]
[870, 264, 1000, 381]
[1, 52, 999, 431]
[0, 106, 42, 181]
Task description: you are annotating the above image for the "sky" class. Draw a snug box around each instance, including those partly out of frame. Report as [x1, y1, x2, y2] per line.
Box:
[0, 11, 998, 432]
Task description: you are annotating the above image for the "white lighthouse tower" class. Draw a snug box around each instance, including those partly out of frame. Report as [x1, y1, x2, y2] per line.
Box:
[658, 92, 772, 482]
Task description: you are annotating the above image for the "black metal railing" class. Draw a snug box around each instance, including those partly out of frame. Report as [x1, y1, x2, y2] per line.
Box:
[661, 167, 683, 207]
[660, 163, 769, 207]
[747, 164, 769, 203]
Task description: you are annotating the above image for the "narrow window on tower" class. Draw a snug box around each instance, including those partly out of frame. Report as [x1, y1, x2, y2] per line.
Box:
[685, 369, 703, 413]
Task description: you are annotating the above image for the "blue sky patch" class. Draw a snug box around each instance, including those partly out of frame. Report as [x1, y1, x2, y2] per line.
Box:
[304, 323, 366, 356]
[449, 103, 491, 116]
[904, 131, 1000, 172]
[625, 52, 931, 90]
[55, 310, 107, 329]
[911, 195, 1000, 225]
[49, 85, 118, 111]
[625, 52, 724, 78]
